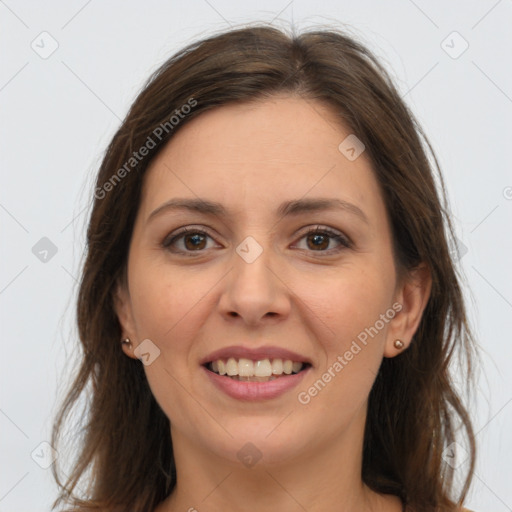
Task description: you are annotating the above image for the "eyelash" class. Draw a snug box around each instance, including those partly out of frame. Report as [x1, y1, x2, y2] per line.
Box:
[161, 225, 352, 257]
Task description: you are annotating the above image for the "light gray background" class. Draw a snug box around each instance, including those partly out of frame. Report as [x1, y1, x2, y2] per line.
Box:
[1, 1, 511, 511]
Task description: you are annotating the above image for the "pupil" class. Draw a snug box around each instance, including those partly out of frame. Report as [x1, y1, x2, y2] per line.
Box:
[309, 234, 327, 250]
[185, 234, 205, 250]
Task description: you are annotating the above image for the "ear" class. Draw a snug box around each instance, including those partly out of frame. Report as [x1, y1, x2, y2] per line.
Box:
[113, 278, 139, 360]
[383, 263, 432, 358]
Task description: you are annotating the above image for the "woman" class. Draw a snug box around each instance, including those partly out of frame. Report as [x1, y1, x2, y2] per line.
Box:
[51, 24, 479, 512]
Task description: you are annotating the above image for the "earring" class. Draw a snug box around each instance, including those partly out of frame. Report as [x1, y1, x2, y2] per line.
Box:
[121, 338, 132, 348]
[393, 339, 404, 350]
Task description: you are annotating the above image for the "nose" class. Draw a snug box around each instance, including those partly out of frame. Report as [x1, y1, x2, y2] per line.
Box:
[217, 240, 291, 327]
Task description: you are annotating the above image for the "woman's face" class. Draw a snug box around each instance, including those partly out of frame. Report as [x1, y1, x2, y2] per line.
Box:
[115, 95, 428, 467]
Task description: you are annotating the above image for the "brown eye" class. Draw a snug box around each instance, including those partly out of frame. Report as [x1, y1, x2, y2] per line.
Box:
[183, 233, 207, 250]
[162, 228, 217, 255]
[306, 232, 330, 251]
[294, 227, 351, 253]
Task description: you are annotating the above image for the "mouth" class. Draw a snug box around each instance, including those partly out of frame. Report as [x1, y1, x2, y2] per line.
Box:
[200, 346, 313, 400]
[204, 357, 311, 382]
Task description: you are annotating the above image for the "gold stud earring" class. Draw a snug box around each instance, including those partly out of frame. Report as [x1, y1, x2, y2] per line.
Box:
[393, 339, 404, 350]
[121, 338, 132, 348]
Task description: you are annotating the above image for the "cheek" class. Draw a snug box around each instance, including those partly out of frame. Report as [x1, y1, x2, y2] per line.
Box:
[128, 267, 213, 427]
[129, 262, 210, 340]
[314, 271, 394, 401]
[300, 265, 394, 350]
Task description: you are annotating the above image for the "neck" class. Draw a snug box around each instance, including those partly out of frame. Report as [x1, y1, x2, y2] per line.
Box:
[156, 407, 402, 512]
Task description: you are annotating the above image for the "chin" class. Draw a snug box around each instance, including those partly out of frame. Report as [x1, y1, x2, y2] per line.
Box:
[205, 419, 312, 468]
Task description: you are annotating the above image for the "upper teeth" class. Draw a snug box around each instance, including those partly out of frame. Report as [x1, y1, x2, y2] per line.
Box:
[210, 358, 303, 377]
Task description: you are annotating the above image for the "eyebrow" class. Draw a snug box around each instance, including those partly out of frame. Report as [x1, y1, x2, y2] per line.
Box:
[147, 197, 369, 225]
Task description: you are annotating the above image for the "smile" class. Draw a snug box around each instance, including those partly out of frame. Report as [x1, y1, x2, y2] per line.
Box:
[202, 358, 311, 401]
[205, 357, 310, 381]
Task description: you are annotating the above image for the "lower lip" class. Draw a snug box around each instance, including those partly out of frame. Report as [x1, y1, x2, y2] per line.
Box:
[202, 366, 310, 401]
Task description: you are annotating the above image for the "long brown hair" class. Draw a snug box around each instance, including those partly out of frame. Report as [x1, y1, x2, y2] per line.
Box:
[51, 24, 479, 512]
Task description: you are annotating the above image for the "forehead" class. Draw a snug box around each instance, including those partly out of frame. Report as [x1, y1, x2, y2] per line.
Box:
[138, 96, 385, 224]
[151, 95, 357, 169]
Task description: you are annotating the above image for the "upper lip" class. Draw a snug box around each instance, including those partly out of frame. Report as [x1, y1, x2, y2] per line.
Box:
[200, 345, 312, 366]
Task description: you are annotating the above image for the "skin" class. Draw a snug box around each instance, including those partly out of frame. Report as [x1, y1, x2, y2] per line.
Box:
[114, 95, 431, 512]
